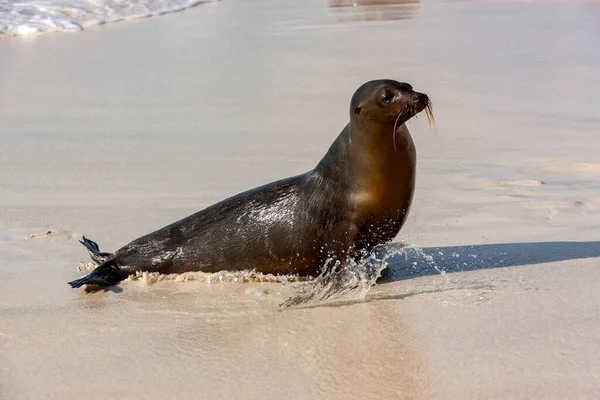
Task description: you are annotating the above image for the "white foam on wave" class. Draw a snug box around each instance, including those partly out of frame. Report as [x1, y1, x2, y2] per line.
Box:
[0, 0, 213, 38]
[130, 269, 308, 285]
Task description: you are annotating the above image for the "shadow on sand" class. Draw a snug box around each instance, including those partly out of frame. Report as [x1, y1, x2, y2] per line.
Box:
[380, 241, 600, 282]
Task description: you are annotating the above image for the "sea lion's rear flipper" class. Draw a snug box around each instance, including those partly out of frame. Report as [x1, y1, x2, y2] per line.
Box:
[79, 235, 113, 265]
[68, 261, 127, 288]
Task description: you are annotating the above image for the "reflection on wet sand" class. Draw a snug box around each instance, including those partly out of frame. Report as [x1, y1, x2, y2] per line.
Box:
[328, 0, 420, 21]
[70, 282, 426, 399]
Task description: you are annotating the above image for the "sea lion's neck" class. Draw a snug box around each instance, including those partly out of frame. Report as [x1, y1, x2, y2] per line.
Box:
[314, 122, 415, 183]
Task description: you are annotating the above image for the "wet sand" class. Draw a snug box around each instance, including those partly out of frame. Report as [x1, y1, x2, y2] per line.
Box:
[2, 0, 600, 398]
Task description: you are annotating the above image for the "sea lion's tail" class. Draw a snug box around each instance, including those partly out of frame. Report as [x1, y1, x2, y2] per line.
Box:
[79, 235, 113, 264]
[68, 261, 127, 288]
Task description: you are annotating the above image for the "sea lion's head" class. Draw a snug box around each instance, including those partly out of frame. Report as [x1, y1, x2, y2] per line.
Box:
[350, 79, 432, 128]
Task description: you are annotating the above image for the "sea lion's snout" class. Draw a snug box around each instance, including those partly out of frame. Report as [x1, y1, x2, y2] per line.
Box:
[415, 92, 429, 112]
[412, 91, 435, 128]
[396, 90, 429, 118]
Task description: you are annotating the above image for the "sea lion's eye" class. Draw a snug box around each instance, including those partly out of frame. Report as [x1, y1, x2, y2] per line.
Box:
[381, 92, 394, 104]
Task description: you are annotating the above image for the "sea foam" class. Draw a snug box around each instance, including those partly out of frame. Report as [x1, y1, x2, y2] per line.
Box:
[0, 0, 211, 38]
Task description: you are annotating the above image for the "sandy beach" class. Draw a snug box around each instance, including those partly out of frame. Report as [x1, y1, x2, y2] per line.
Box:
[1, 0, 600, 398]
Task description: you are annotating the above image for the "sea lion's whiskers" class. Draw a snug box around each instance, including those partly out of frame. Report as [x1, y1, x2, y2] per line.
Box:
[424, 100, 436, 131]
[392, 112, 402, 151]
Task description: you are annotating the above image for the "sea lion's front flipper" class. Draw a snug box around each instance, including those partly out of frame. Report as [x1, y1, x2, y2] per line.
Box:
[79, 235, 113, 265]
[68, 261, 127, 288]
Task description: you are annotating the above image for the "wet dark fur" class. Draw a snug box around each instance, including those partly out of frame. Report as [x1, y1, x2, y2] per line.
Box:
[69, 80, 431, 288]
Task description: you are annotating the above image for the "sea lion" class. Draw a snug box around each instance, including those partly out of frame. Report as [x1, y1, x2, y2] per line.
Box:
[69, 79, 432, 288]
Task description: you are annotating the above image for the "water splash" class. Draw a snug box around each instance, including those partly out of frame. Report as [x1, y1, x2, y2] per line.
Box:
[403, 244, 448, 278]
[281, 242, 447, 308]
[280, 257, 382, 308]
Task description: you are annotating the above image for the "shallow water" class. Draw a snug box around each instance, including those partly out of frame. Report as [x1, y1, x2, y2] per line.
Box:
[1, 0, 600, 398]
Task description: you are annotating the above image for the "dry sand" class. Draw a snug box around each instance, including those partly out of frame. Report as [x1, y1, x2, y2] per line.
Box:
[1, 0, 600, 398]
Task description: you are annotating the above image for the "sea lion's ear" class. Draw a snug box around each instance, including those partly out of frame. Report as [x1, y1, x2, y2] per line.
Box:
[353, 105, 362, 115]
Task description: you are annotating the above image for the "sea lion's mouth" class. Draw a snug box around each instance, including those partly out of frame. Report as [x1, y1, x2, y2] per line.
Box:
[393, 93, 434, 128]
[409, 92, 431, 119]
